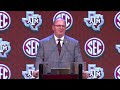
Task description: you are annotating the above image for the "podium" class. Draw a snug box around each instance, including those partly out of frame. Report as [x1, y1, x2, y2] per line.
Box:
[39, 62, 85, 79]
[41, 74, 78, 79]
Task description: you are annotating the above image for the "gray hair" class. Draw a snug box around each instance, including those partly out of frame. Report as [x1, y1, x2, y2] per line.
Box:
[53, 17, 66, 25]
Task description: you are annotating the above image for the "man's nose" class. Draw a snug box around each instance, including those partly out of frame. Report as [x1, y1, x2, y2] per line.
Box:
[59, 25, 65, 28]
[59, 26, 63, 28]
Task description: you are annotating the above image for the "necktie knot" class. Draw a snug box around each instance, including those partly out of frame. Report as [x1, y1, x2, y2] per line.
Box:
[57, 39, 61, 42]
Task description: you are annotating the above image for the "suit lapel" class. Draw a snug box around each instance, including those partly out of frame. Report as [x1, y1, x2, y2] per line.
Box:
[48, 35, 70, 61]
[59, 35, 70, 60]
[49, 34, 59, 57]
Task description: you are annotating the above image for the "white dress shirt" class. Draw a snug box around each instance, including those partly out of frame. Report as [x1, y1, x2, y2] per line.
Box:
[54, 35, 64, 47]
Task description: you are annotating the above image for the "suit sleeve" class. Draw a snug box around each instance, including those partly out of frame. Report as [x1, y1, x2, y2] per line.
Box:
[35, 41, 44, 70]
[74, 41, 83, 63]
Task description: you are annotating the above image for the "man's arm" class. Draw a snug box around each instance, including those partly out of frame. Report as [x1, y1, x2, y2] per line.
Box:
[35, 41, 44, 70]
[33, 41, 44, 78]
[74, 41, 83, 62]
[74, 41, 89, 79]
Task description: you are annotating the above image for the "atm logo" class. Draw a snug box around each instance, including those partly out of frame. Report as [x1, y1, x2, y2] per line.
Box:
[23, 38, 39, 58]
[22, 11, 42, 31]
[0, 38, 11, 58]
[22, 64, 35, 79]
[87, 64, 104, 79]
[84, 11, 104, 31]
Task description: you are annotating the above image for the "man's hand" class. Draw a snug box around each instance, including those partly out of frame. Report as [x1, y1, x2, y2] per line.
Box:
[82, 70, 89, 79]
[33, 70, 39, 79]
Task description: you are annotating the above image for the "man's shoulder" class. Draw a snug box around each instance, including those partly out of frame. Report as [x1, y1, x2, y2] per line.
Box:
[65, 35, 78, 43]
[39, 34, 53, 42]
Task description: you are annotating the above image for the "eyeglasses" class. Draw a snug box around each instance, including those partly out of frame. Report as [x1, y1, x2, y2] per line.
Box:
[54, 25, 66, 28]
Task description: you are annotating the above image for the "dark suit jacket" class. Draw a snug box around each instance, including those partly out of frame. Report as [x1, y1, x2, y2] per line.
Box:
[35, 34, 83, 74]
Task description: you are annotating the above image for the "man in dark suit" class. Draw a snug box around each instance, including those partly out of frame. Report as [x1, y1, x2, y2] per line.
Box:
[33, 17, 88, 79]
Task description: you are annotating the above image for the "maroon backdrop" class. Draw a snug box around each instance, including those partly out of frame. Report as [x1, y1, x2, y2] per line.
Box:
[0, 11, 119, 79]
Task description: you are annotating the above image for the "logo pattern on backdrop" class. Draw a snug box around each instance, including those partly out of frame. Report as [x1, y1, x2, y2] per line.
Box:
[115, 44, 120, 53]
[0, 11, 11, 31]
[53, 11, 73, 30]
[22, 64, 35, 79]
[114, 65, 120, 79]
[84, 11, 104, 31]
[84, 37, 105, 58]
[22, 11, 42, 31]
[87, 64, 104, 79]
[0, 38, 11, 58]
[23, 38, 39, 58]
[0, 64, 11, 79]
[114, 12, 120, 30]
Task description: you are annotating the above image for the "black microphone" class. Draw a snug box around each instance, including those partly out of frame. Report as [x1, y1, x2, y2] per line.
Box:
[39, 64, 43, 79]
[78, 64, 82, 79]
[63, 42, 82, 79]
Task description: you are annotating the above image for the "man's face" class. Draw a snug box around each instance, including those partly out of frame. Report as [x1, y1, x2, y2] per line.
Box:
[52, 19, 66, 38]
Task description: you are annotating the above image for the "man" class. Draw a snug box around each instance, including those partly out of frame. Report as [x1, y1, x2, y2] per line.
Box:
[33, 17, 88, 79]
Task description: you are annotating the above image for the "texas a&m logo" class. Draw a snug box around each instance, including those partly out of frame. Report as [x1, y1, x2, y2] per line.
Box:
[22, 11, 42, 31]
[0, 38, 11, 58]
[84, 11, 104, 31]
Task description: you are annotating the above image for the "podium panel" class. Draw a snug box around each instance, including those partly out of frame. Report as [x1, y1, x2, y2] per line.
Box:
[39, 62, 86, 79]
[42, 74, 78, 79]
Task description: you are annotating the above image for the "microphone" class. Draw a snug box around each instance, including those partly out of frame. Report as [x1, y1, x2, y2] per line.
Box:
[78, 64, 82, 79]
[39, 64, 43, 79]
[63, 42, 82, 79]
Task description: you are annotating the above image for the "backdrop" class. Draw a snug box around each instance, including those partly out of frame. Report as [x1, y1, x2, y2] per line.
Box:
[0, 11, 119, 79]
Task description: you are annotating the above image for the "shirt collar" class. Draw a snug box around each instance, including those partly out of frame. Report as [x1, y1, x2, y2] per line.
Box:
[54, 34, 64, 41]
